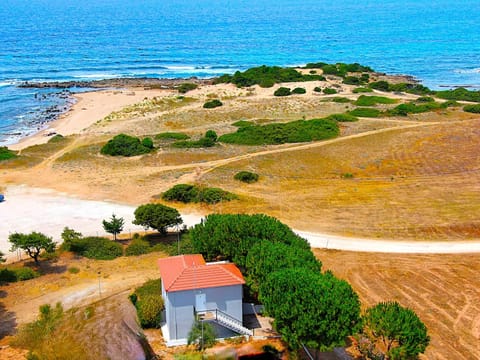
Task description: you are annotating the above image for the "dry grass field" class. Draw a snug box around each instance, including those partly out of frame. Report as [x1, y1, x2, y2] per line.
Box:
[314, 249, 480, 360]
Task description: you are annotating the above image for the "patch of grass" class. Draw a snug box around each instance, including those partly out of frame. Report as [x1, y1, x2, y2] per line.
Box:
[125, 238, 151, 256]
[232, 120, 254, 127]
[388, 101, 448, 116]
[172, 131, 217, 148]
[155, 132, 190, 141]
[162, 184, 237, 204]
[416, 96, 435, 103]
[348, 108, 381, 118]
[67, 267, 80, 274]
[354, 95, 397, 106]
[330, 97, 351, 103]
[0, 146, 17, 161]
[323, 88, 338, 95]
[234, 171, 260, 183]
[69, 237, 123, 260]
[324, 113, 359, 122]
[463, 104, 480, 113]
[218, 118, 339, 145]
[203, 99, 223, 109]
[177, 83, 198, 94]
[47, 134, 66, 143]
[436, 87, 480, 102]
[353, 87, 373, 93]
[0, 267, 40, 283]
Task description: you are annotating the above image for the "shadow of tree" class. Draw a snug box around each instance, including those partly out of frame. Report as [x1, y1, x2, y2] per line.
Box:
[0, 301, 17, 339]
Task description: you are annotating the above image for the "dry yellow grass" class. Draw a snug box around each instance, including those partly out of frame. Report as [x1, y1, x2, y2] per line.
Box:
[314, 249, 480, 360]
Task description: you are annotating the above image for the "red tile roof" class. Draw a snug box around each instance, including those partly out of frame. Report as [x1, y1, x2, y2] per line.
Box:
[158, 254, 245, 292]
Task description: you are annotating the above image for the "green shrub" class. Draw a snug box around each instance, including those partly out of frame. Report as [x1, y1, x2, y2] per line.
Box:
[436, 87, 480, 102]
[131, 279, 164, 328]
[177, 83, 198, 94]
[69, 236, 123, 260]
[348, 108, 381, 117]
[274, 87, 291, 96]
[369, 81, 390, 91]
[100, 134, 153, 157]
[353, 87, 373, 93]
[354, 95, 396, 106]
[291, 87, 306, 94]
[0, 267, 39, 283]
[304, 62, 328, 69]
[68, 267, 80, 274]
[203, 99, 223, 109]
[0, 147, 17, 161]
[323, 88, 337, 94]
[416, 96, 435, 103]
[231, 120, 253, 127]
[218, 118, 339, 145]
[214, 65, 325, 88]
[155, 132, 190, 141]
[341, 173, 354, 179]
[162, 184, 237, 204]
[463, 104, 480, 113]
[126, 238, 151, 256]
[343, 76, 362, 85]
[324, 113, 359, 122]
[205, 130, 218, 142]
[330, 97, 351, 103]
[141, 137, 154, 149]
[360, 73, 370, 82]
[313, 86, 322, 93]
[389, 101, 445, 116]
[234, 171, 259, 183]
[172, 131, 217, 148]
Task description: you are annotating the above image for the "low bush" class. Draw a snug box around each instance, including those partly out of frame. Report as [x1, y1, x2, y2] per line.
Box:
[369, 81, 433, 95]
[463, 104, 480, 113]
[343, 76, 362, 85]
[47, 134, 65, 143]
[348, 108, 381, 117]
[231, 120, 253, 127]
[354, 95, 397, 106]
[274, 87, 291, 96]
[313, 86, 322, 93]
[141, 137, 154, 149]
[0, 146, 17, 161]
[205, 130, 218, 141]
[69, 236, 123, 260]
[330, 97, 351, 103]
[369, 81, 390, 91]
[323, 88, 337, 94]
[203, 99, 223, 109]
[68, 267, 80, 274]
[388, 101, 450, 116]
[100, 134, 153, 157]
[234, 171, 259, 183]
[324, 113, 359, 122]
[155, 132, 190, 141]
[172, 130, 218, 148]
[291, 87, 306, 94]
[218, 118, 339, 145]
[177, 83, 198, 94]
[162, 184, 237, 204]
[0, 267, 39, 283]
[126, 238, 151, 256]
[436, 87, 480, 102]
[130, 279, 164, 328]
[416, 96, 435, 103]
[353, 87, 373, 93]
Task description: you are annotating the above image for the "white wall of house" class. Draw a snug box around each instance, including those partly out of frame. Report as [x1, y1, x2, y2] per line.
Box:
[164, 284, 243, 341]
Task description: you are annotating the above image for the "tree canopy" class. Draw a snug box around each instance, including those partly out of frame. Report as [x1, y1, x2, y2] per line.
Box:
[259, 268, 361, 351]
[362, 301, 430, 359]
[102, 213, 125, 241]
[133, 203, 182, 234]
[9, 232, 56, 264]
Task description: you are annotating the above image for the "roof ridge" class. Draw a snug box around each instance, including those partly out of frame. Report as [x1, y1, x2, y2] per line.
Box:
[167, 255, 195, 291]
[218, 263, 244, 283]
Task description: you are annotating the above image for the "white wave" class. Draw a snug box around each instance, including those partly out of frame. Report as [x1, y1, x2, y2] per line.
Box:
[453, 68, 480, 74]
[0, 80, 18, 87]
[72, 73, 122, 79]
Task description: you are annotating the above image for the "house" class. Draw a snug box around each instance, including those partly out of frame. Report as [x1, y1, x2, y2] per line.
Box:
[158, 254, 252, 346]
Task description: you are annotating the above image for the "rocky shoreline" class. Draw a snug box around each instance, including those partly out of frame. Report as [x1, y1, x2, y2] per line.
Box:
[18, 77, 214, 89]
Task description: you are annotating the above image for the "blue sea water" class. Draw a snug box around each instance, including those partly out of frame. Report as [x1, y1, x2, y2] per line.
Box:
[1, 0, 480, 144]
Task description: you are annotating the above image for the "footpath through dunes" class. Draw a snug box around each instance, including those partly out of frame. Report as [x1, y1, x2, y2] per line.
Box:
[315, 250, 480, 360]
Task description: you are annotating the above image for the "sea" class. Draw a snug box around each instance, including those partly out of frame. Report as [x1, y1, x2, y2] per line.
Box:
[1, 0, 480, 145]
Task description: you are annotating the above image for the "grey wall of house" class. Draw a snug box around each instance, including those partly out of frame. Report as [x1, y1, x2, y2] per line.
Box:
[165, 284, 243, 340]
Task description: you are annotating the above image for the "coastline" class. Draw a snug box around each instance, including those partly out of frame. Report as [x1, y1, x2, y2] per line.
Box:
[8, 87, 174, 151]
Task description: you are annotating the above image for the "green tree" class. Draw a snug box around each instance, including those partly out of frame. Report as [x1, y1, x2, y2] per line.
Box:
[187, 319, 216, 350]
[9, 232, 56, 264]
[259, 268, 361, 351]
[245, 241, 321, 295]
[60, 227, 82, 251]
[362, 301, 430, 359]
[133, 204, 182, 235]
[102, 213, 125, 241]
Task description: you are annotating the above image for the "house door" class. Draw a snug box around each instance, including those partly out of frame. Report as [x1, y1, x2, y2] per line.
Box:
[195, 293, 206, 312]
